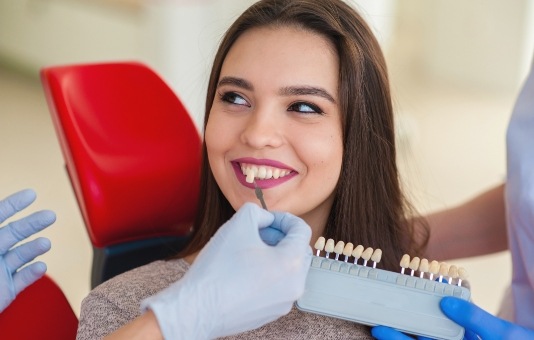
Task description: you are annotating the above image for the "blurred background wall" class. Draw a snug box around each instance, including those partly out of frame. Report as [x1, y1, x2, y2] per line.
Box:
[0, 0, 533, 318]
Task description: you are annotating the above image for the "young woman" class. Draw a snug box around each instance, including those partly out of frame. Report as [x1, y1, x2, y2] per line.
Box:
[76, 0, 428, 338]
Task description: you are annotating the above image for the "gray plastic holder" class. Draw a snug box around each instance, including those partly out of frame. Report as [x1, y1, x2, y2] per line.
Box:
[296, 256, 471, 340]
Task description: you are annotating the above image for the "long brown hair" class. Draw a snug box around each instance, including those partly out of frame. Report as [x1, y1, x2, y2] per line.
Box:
[180, 0, 428, 271]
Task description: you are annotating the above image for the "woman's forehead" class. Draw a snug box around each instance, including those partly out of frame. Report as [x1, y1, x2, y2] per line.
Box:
[219, 26, 339, 94]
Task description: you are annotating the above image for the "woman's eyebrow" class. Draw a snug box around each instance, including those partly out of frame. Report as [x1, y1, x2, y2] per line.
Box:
[217, 76, 254, 90]
[217, 77, 336, 104]
[279, 85, 336, 104]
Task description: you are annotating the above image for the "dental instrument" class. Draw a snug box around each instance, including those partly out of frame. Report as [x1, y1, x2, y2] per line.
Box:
[253, 180, 268, 210]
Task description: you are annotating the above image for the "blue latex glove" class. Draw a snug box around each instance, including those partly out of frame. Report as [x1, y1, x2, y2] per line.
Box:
[440, 296, 534, 339]
[371, 296, 534, 340]
[0, 189, 55, 312]
[141, 202, 312, 340]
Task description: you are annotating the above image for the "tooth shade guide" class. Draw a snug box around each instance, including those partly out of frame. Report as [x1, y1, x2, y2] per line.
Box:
[324, 238, 335, 258]
[314, 237, 326, 256]
[448, 265, 459, 285]
[333, 241, 345, 261]
[245, 168, 255, 183]
[361, 247, 373, 267]
[352, 245, 364, 264]
[342, 243, 354, 262]
[310, 238, 471, 289]
[400, 254, 410, 274]
[371, 249, 382, 268]
[428, 260, 440, 281]
[408, 257, 420, 276]
[419, 258, 429, 278]
[458, 267, 468, 287]
[299, 253, 472, 339]
[311, 237, 471, 292]
[438, 262, 449, 283]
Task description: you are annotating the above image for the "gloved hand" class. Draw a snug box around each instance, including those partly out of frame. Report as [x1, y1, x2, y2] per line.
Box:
[440, 296, 534, 339]
[371, 296, 534, 340]
[141, 202, 312, 340]
[0, 189, 55, 312]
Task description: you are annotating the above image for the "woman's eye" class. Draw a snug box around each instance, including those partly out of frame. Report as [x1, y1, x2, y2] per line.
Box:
[288, 102, 323, 114]
[220, 92, 250, 106]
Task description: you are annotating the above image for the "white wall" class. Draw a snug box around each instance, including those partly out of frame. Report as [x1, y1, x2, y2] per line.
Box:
[391, 0, 534, 92]
[0, 1, 143, 69]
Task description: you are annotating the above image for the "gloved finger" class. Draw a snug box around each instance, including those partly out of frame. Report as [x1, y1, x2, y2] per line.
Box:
[12, 261, 47, 295]
[0, 189, 36, 224]
[259, 226, 285, 246]
[258, 210, 288, 245]
[440, 296, 510, 339]
[4, 237, 51, 273]
[270, 212, 311, 251]
[0, 210, 56, 253]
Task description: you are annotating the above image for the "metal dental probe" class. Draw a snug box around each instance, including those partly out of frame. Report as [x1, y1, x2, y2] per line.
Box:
[253, 180, 268, 210]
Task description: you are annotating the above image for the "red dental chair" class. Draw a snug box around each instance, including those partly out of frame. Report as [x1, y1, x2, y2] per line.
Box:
[41, 61, 202, 288]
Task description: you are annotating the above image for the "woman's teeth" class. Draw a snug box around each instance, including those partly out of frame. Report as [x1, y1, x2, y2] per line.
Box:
[241, 164, 291, 183]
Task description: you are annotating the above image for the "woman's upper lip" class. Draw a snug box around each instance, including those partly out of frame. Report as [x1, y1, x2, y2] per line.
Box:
[232, 157, 296, 171]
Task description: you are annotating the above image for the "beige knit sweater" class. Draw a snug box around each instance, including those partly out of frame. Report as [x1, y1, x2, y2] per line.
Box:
[76, 258, 373, 340]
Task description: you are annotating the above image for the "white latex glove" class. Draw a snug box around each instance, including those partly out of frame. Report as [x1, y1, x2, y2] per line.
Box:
[141, 202, 312, 340]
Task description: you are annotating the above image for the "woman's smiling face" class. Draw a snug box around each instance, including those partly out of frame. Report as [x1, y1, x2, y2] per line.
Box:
[205, 25, 343, 236]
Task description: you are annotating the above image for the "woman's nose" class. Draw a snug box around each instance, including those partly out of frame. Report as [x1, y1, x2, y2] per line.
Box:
[240, 108, 284, 149]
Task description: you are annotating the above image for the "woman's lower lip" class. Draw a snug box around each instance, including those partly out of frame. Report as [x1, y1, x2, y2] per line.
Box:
[231, 163, 296, 189]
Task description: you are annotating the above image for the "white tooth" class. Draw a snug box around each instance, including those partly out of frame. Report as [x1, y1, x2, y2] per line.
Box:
[279, 170, 287, 177]
[241, 165, 246, 175]
[258, 166, 267, 179]
[266, 168, 273, 179]
[245, 168, 255, 183]
[273, 168, 280, 179]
